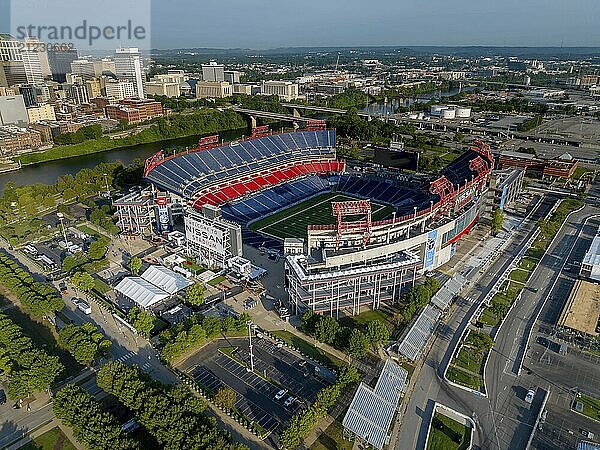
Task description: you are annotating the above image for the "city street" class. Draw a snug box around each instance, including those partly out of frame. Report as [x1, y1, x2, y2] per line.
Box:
[394, 195, 560, 450]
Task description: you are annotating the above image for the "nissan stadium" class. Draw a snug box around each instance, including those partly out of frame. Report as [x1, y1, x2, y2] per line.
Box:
[143, 126, 494, 316]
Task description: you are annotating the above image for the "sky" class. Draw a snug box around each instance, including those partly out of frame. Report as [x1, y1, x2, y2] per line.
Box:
[1, 0, 600, 49]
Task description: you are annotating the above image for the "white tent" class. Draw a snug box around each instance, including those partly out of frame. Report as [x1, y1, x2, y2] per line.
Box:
[114, 277, 169, 308]
[141, 265, 192, 295]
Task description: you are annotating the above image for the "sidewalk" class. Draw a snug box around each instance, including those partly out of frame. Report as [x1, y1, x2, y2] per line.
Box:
[6, 419, 84, 450]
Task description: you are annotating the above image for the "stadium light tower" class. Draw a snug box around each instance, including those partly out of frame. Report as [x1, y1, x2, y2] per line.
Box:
[56, 212, 68, 249]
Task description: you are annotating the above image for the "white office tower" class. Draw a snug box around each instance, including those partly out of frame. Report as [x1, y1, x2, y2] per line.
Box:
[114, 48, 145, 98]
[20, 38, 46, 83]
[202, 61, 225, 82]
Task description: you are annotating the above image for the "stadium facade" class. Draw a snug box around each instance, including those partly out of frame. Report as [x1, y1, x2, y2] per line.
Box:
[144, 127, 494, 316]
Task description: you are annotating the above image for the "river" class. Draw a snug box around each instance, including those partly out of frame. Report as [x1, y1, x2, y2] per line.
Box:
[0, 128, 248, 195]
[361, 86, 475, 116]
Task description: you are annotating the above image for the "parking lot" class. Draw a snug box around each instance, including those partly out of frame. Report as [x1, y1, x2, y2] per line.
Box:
[180, 336, 332, 439]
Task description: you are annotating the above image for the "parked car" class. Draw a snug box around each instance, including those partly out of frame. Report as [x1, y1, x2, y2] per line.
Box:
[274, 389, 288, 400]
[0, 389, 6, 405]
[525, 389, 535, 404]
[284, 396, 295, 407]
[581, 429, 595, 439]
[77, 300, 92, 315]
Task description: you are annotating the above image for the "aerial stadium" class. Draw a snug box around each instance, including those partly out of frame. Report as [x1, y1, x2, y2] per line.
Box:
[143, 124, 494, 316]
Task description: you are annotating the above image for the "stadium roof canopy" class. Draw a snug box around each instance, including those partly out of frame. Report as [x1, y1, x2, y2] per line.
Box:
[141, 265, 192, 295]
[393, 304, 441, 361]
[342, 360, 408, 450]
[114, 277, 169, 308]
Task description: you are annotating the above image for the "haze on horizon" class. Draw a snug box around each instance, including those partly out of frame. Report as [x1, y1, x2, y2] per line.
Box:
[1, 0, 599, 50]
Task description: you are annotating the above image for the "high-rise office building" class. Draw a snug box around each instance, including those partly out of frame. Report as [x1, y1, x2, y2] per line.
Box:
[202, 62, 225, 82]
[224, 70, 242, 84]
[114, 48, 145, 98]
[21, 43, 45, 83]
[70, 59, 97, 80]
[0, 35, 27, 86]
[48, 48, 78, 83]
[0, 34, 22, 62]
[105, 78, 136, 101]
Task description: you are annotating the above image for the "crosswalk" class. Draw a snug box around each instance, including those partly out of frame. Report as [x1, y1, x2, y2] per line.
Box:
[112, 351, 153, 372]
[115, 351, 135, 363]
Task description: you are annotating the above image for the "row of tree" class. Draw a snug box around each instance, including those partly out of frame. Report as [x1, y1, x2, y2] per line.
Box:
[53, 384, 139, 450]
[279, 365, 360, 449]
[58, 323, 112, 366]
[0, 251, 64, 317]
[54, 125, 103, 145]
[96, 362, 246, 450]
[17, 109, 248, 166]
[0, 313, 64, 399]
[159, 312, 251, 362]
[398, 277, 441, 324]
[301, 310, 391, 358]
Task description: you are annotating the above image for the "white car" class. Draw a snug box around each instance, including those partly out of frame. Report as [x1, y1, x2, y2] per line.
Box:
[274, 389, 288, 400]
[284, 396, 295, 407]
[525, 389, 535, 404]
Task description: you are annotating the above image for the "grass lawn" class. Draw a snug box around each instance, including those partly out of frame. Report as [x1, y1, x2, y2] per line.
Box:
[341, 308, 394, 331]
[427, 412, 471, 450]
[454, 347, 484, 374]
[76, 224, 104, 239]
[271, 330, 347, 370]
[573, 394, 600, 422]
[208, 276, 226, 286]
[22, 426, 77, 450]
[526, 247, 545, 260]
[93, 278, 112, 294]
[518, 257, 538, 271]
[310, 419, 353, 450]
[571, 167, 593, 180]
[509, 269, 530, 284]
[249, 192, 395, 240]
[446, 366, 482, 391]
[479, 307, 500, 327]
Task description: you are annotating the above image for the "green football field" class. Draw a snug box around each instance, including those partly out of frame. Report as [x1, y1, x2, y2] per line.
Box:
[248, 192, 395, 240]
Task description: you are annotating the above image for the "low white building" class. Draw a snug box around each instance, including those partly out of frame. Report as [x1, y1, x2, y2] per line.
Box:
[114, 277, 169, 309]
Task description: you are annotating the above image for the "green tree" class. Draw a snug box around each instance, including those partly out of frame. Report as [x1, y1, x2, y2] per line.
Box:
[366, 319, 391, 348]
[58, 323, 112, 366]
[53, 384, 139, 450]
[185, 283, 205, 306]
[347, 329, 369, 358]
[300, 309, 319, 334]
[71, 271, 95, 294]
[128, 256, 142, 275]
[492, 209, 505, 234]
[0, 313, 64, 399]
[313, 315, 340, 344]
[127, 307, 154, 337]
[97, 362, 245, 450]
[213, 386, 236, 409]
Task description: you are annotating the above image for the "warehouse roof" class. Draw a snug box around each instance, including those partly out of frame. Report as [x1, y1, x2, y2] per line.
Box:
[114, 277, 169, 308]
[140, 265, 192, 295]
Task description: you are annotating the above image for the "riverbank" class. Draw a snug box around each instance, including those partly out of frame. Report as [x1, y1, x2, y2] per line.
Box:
[13, 109, 247, 166]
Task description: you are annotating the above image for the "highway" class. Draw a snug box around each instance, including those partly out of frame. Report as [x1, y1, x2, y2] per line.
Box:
[394, 195, 558, 450]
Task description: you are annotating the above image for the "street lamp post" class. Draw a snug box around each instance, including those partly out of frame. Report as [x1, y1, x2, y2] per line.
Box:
[247, 321, 255, 372]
